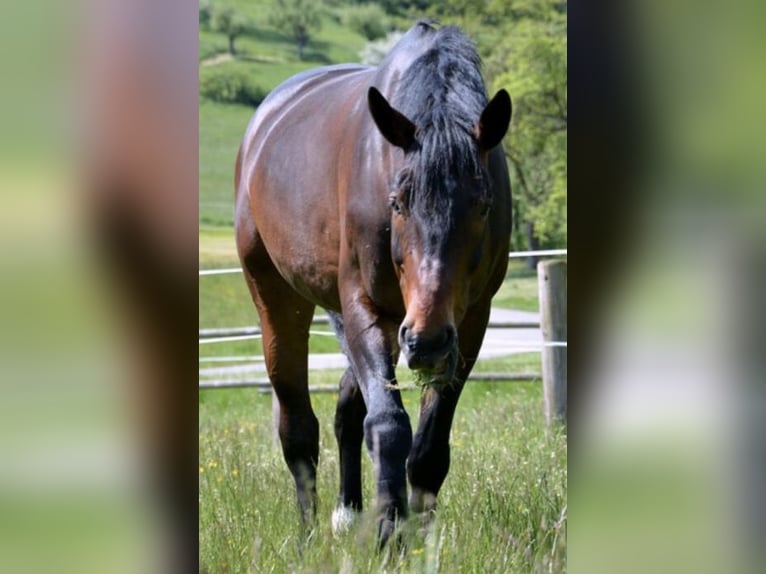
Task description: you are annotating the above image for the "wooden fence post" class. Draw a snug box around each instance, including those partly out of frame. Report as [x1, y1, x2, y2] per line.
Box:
[538, 260, 567, 425]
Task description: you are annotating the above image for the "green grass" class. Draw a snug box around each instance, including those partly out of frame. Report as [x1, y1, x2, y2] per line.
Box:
[199, 102, 253, 227]
[492, 270, 541, 313]
[199, 226, 240, 267]
[199, 371, 566, 573]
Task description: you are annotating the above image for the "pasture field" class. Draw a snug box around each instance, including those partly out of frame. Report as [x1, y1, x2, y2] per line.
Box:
[199, 365, 567, 573]
[199, 102, 253, 227]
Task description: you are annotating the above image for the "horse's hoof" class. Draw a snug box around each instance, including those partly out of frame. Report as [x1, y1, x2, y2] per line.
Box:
[409, 488, 437, 514]
[331, 506, 357, 537]
[376, 517, 400, 550]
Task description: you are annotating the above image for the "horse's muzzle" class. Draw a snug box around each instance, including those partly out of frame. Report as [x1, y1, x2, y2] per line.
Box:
[399, 324, 458, 383]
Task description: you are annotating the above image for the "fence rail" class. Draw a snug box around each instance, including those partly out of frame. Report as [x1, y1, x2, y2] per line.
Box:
[200, 372, 541, 390]
[199, 318, 541, 340]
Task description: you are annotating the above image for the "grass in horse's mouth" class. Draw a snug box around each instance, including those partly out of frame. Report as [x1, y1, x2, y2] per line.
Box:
[412, 353, 456, 388]
[412, 369, 441, 388]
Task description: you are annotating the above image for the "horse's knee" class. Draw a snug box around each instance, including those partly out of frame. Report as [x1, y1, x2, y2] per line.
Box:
[364, 409, 412, 465]
[364, 409, 412, 514]
[334, 371, 366, 512]
[334, 372, 365, 444]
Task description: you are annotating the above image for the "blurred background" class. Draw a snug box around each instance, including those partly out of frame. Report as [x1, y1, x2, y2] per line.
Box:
[568, 1, 766, 573]
[0, 0, 765, 572]
[0, 0, 198, 572]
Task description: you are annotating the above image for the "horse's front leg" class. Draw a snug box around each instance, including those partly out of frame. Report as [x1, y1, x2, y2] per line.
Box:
[341, 292, 412, 547]
[407, 302, 491, 517]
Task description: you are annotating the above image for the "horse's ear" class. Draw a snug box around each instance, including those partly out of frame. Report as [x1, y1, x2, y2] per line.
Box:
[476, 89, 512, 151]
[368, 87, 417, 150]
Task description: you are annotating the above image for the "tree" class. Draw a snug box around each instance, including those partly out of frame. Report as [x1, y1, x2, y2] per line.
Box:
[211, 7, 248, 56]
[199, 1, 213, 30]
[490, 2, 567, 264]
[269, 0, 323, 60]
[359, 31, 404, 65]
[376, 0, 430, 16]
[342, 3, 389, 42]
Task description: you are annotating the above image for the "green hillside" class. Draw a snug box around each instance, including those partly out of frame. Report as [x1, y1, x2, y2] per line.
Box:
[199, 1, 372, 226]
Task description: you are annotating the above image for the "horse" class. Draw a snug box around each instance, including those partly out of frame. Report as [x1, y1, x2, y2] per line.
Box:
[234, 21, 512, 545]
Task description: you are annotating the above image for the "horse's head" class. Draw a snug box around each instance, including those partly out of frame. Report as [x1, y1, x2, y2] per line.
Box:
[368, 87, 511, 384]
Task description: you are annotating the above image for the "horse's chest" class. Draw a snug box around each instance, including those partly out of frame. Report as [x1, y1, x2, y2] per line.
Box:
[357, 244, 405, 317]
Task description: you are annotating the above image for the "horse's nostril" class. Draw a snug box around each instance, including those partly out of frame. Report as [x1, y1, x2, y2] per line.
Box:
[399, 324, 414, 350]
[401, 325, 456, 362]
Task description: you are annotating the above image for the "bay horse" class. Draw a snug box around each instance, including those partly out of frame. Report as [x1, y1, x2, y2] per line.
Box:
[234, 21, 512, 545]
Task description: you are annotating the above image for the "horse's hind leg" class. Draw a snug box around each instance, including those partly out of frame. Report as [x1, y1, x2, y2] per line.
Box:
[332, 367, 366, 532]
[238, 233, 318, 525]
[328, 313, 367, 533]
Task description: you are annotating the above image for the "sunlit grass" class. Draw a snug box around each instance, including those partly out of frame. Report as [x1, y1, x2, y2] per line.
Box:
[199, 377, 566, 573]
[492, 261, 540, 312]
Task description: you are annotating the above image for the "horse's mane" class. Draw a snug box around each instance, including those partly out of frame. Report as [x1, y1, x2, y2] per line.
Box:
[387, 23, 492, 220]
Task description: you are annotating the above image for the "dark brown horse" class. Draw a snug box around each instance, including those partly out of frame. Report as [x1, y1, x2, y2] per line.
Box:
[235, 21, 512, 545]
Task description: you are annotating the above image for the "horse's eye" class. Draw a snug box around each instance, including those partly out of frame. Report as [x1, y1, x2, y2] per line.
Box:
[391, 233, 404, 268]
[389, 194, 403, 215]
[473, 196, 491, 218]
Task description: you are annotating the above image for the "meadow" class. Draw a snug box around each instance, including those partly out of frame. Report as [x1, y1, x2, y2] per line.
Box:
[199, 3, 566, 571]
[199, 373, 567, 573]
